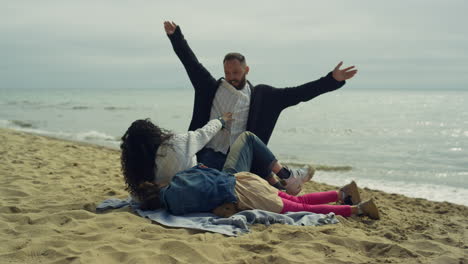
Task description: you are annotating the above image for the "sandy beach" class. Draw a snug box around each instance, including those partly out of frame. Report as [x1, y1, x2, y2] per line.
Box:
[0, 128, 466, 264]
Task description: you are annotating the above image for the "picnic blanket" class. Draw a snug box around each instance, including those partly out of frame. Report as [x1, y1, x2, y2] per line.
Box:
[97, 197, 339, 236]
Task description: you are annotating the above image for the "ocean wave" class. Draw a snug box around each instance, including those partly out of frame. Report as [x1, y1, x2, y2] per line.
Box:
[3, 99, 132, 112]
[103, 106, 131, 111]
[71, 106, 91, 110]
[5, 100, 42, 106]
[75, 131, 117, 141]
[0, 123, 119, 148]
[0, 120, 10, 127]
[284, 162, 352, 172]
[315, 165, 353, 171]
[10, 120, 36, 128]
[67, 105, 131, 111]
[3, 100, 91, 110]
[0, 119, 37, 129]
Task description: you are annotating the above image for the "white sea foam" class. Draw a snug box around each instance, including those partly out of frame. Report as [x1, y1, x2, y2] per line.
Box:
[0, 120, 10, 126]
[75, 131, 116, 141]
[0, 119, 36, 129]
[0, 121, 120, 149]
[315, 171, 468, 206]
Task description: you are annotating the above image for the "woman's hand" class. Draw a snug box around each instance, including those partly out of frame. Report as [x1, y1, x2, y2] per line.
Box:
[222, 112, 233, 123]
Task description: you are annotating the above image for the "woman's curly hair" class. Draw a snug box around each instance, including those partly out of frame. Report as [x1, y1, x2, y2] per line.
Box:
[120, 119, 173, 209]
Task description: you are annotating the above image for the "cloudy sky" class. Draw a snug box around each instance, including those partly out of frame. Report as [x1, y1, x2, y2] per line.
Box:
[1, 0, 467, 90]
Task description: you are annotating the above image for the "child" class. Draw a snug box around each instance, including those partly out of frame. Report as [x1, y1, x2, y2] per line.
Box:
[137, 166, 380, 220]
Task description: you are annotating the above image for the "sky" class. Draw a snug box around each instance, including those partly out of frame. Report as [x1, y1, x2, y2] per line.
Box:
[1, 0, 467, 90]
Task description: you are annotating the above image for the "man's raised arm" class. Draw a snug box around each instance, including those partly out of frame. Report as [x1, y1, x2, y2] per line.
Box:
[163, 21, 217, 92]
[273, 62, 358, 109]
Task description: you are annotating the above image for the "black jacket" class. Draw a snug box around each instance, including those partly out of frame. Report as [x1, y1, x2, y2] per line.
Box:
[167, 26, 345, 145]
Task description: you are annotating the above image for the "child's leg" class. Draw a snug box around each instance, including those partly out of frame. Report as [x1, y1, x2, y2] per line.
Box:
[278, 190, 339, 205]
[280, 198, 352, 217]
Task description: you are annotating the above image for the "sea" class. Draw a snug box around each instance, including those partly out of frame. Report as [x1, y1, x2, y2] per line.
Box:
[1, 87, 467, 206]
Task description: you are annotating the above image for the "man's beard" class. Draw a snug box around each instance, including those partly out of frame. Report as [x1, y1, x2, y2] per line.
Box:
[229, 75, 247, 90]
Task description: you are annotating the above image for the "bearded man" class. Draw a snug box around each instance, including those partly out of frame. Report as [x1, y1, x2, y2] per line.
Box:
[163, 21, 357, 194]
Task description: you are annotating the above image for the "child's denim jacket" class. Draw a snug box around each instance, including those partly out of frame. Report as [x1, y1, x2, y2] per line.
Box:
[160, 165, 237, 215]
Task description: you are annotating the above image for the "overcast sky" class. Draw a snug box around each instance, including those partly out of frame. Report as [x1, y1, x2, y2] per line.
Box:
[1, 0, 467, 90]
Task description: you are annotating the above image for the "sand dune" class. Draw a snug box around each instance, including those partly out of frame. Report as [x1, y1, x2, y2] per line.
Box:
[0, 128, 466, 264]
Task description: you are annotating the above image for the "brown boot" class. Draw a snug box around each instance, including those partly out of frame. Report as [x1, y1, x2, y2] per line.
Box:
[358, 199, 380, 220]
[339, 181, 361, 205]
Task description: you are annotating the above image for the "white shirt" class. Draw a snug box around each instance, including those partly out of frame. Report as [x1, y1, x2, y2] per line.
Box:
[205, 80, 251, 154]
[154, 119, 222, 186]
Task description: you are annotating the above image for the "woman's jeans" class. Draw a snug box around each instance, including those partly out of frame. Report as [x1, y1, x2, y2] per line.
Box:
[221, 132, 277, 179]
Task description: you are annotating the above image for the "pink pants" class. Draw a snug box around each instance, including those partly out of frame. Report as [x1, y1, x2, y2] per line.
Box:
[279, 191, 352, 217]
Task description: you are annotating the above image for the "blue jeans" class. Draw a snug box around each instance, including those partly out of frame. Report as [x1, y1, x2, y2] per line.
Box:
[197, 148, 227, 171]
[197, 132, 277, 179]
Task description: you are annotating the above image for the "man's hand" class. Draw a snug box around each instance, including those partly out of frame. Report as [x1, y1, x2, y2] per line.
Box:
[163, 21, 177, 35]
[332, 61, 357, 81]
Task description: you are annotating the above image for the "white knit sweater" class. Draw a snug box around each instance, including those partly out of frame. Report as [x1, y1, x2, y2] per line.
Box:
[154, 119, 223, 186]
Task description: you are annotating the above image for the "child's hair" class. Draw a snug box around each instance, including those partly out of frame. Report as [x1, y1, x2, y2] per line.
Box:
[136, 181, 162, 210]
[120, 119, 173, 207]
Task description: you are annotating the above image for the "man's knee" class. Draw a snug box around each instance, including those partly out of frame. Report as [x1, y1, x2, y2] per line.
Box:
[239, 131, 255, 141]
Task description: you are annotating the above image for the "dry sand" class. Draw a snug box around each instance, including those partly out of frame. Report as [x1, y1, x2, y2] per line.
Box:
[0, 128, 466, 264]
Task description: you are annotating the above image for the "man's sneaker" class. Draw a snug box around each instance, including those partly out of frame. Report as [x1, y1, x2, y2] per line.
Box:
[339, 181, 361, 205]
[284, 175, 302, 196]
[293, 165, 315, 184]
[283, 165, 314, 195]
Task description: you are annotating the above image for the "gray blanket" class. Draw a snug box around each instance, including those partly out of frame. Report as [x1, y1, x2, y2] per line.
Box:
[97, 198, 339, 236]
